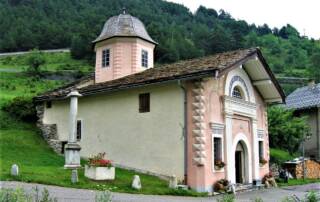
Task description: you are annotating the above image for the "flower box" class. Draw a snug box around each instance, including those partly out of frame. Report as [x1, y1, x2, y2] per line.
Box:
[85, 165, 115, 180]
[214, 159, 225, 170]
[259, 158, 268, 167]
[84, 152, 115, 180]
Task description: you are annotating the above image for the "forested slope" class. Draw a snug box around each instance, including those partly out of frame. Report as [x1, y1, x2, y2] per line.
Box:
[1, 0, 320, 88]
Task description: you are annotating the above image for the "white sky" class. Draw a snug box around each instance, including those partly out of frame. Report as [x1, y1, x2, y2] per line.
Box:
[167, 0, 320, 39]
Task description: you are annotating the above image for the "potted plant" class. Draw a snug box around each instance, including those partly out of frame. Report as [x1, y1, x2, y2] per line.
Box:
[214, 159, 225, 170]
[214, 179, 229, 192]
[259, 157, 268, 166]
[84, 152, 115, 180]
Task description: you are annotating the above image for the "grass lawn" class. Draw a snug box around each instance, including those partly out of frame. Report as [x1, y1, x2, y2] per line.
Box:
[270, 148, 298, 164]
[278, 178, 320, 187]
[0, 52, 92, 73]
[0, 127, 204, 196]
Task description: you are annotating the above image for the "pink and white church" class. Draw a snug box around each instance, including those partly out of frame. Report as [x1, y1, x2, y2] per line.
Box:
[35, 11, 285, 192]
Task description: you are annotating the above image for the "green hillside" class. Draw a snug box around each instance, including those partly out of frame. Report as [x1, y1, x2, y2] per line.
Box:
[0, 0, 320, 87]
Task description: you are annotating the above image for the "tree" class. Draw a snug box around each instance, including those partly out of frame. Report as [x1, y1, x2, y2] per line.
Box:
[268, 106, 309, 154]
[309, 51, 320, 82]
[26, 49, 46, 73]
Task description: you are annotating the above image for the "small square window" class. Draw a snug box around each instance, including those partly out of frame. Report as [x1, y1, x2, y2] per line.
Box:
[141, 50, 148, 68]
[102, 49, 110, 67]
[46, 101, 52, 108]
[139, 93, 150, 113]
[76, 120, 82, 141]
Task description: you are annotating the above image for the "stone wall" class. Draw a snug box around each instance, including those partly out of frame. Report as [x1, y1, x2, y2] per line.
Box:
[285, 160, 320, 179]
[36, 104, 63, 154]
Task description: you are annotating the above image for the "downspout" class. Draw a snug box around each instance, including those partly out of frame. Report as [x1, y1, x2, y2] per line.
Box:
[178, 80, 188, 184]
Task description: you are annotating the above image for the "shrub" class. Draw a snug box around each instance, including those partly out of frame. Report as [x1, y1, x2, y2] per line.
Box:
[305, 191, 320, 202]
[0, 187, 57, 202]
[27, 49, 46, 73]
[2, 96, 37, 122]
[268, 106, 309, 154]
[95, 190, 112, 202]
[88, 152, 112, 167]
[217, 194, 235, 202]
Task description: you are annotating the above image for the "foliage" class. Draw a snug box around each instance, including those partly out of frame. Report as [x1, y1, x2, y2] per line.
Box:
[217, 194, 235, 202]
[214, 159, 226, 169]
[270, 148, 297, 165]
[0, 52, 92, 73]
[95, 190, 113, 202]
[0, 188, 32, 202]
[88, 152, 112, 167]
[0, 187, 57, 202]
[281, 191, 320, 202]
[259, 158, 268, 165]
[2, 96, 36, 122]
[268, 106, 310, 154]
[26, 49, 46, 73]
[214, 179, 229, 192]
[252, 198, 264, 202]
[0, 0, 319, 94]
[305, 191, 320, 202]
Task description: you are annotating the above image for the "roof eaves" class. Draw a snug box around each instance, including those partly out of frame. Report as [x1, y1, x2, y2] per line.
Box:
[34, 69, 218, 102]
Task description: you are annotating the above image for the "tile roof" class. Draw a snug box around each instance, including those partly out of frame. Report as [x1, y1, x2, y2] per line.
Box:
[286, 83, 320, 110]
[34, 48, 272, 102]
[93, 13, 156, 44]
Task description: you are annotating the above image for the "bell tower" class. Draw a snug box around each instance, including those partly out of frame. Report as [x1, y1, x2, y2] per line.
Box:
[93, 10, 157, 83]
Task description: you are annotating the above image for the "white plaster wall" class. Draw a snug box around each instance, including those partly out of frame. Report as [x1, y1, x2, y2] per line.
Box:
[43, 83, 185, 179]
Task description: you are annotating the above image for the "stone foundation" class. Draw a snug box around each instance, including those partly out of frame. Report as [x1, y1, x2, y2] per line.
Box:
[36, 103, 64, 154]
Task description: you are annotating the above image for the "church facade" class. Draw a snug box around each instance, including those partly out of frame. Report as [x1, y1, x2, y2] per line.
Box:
[35, 12, 284, 192]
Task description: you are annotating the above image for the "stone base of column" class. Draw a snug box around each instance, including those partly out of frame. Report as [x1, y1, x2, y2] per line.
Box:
[64, 143, 81, 169]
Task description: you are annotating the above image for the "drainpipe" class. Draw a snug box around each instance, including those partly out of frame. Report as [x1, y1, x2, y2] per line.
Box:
[178, 80, 188, 184]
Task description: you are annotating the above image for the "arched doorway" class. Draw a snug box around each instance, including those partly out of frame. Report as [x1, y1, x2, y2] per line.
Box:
[235, 141, 249, 184]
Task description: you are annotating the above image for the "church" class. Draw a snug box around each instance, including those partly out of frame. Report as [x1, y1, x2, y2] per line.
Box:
[34, 11, 285, 192]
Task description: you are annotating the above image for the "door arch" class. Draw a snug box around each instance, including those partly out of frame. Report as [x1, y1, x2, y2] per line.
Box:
[232, 133, 252, 184]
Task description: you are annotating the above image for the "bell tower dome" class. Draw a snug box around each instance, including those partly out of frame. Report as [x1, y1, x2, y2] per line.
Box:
[93, 9, 157, 83]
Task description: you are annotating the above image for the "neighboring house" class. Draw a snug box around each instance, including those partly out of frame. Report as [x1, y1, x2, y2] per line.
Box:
[286, 81, 320, 161]
[34, 11, 285, 192]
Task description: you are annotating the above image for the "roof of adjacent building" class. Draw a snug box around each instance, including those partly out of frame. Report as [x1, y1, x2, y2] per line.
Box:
[286, 83, 320, 110]
[34, 48, 285, 102]
[93, 12, 157, 44]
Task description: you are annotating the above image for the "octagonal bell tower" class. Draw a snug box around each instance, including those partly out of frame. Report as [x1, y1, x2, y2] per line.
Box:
[93, 9, 157, 83]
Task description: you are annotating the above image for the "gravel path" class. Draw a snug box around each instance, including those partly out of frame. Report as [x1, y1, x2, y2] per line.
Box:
[1, 181, 319, 202]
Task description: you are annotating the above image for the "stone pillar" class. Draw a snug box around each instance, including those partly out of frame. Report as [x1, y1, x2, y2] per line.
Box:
[64, 90, 82, 169]
[252, 118, 259, 182]
[224, 113, 234, 183]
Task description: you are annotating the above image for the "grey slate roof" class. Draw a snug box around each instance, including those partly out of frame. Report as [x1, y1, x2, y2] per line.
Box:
[93, 13, 157, 44]
[286, 83, 320, 110]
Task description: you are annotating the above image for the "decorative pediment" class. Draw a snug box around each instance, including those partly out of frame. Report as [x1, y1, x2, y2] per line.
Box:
[210, 122, 225, 135]
[257, 129, 264, 139]
[224, 95, 257, 118]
